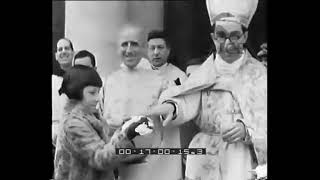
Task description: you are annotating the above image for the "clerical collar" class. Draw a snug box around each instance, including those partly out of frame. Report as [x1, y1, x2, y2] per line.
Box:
[214, 51, 245, 76]
[120, 62, 139, 72]
[151, 62, 168, 71]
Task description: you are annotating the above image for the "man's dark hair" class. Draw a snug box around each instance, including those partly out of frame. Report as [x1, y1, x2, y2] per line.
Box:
[74, 50, 96, 67]
[59, 65, 102, 100]
[147, 30, 170, 48]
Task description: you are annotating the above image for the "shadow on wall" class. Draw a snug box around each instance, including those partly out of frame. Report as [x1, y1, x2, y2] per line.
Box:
[52, 1, 65, 75]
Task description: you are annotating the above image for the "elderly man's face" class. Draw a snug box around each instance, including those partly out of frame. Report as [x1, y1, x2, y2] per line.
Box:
[55, 39, 74, 68]
[147, 38, 170, 68]
[118, 28, 143, 69]
[211, 21, 248, 63]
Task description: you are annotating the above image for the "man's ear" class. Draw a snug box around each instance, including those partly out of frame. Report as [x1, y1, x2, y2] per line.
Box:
[242, 31, 248, 43]
[167, 47, 171, 55]
[55, 52, 59, 61]
[211, 33, 220, 52]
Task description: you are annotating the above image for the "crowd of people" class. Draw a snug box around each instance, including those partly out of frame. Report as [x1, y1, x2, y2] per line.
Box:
[52, 0, 267, 180]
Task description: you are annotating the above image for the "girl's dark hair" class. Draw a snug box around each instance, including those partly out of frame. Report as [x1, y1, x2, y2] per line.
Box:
[59, 65, 102, 100]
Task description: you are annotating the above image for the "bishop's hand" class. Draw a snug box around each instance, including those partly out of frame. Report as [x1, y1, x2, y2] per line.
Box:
[146, 103, 175, 127]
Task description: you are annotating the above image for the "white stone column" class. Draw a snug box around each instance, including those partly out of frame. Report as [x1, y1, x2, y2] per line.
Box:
[64, 1, 163, 78]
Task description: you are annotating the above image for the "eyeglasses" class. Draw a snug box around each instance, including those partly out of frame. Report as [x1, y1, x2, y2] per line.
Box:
[214, 31, 244, 43]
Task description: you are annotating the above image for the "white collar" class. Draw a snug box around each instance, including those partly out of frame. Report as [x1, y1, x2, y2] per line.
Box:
[214, 51, 245, 76]
[120, 62, 140, 72]
[151, 62, 168, 71]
